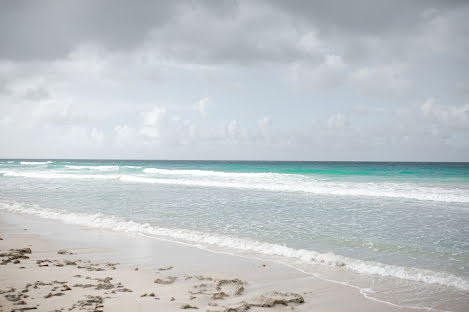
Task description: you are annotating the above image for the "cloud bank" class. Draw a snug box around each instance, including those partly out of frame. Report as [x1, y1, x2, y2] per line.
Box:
[1, 0, 468, 160]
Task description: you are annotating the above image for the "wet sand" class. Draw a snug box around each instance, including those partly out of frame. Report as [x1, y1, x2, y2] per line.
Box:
[0, 212, 411, 312]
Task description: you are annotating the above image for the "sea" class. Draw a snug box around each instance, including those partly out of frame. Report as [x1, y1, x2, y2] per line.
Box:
[0, 160, 468, 310]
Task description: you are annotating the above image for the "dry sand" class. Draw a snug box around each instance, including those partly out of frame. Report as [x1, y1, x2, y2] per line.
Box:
[0, 213, 412, 312]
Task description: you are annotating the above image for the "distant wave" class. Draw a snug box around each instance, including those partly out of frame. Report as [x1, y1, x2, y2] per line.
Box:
[1, 200, 467, 291]
[20, 161, 52, 165]
[0, 170, 118, 180]
[65, 165, 119, 171]
[125, 175, 469, 203]
[143, 167, 273, 178]
[0, 169, 468, 203]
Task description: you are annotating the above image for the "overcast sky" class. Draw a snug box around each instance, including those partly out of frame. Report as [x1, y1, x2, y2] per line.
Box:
[1, 0, 468, 161]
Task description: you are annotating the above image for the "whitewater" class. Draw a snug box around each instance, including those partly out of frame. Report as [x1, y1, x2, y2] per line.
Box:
[0, 167, 467, 203]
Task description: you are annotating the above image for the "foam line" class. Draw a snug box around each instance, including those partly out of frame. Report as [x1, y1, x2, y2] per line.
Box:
[1, 200, 467, 291]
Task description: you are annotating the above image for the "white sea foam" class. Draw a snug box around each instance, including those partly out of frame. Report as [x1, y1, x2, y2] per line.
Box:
[143, 167, 273, 178]
[1, 169, 468, 203]
[20, 161, 52, 165]
[0, 170, 119, 180]
[65, 165, 119, 171]
[124, 174, 469, 203]
[1, 200, 468, 291]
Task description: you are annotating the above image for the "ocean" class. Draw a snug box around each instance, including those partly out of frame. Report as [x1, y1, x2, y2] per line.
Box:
[0, 160, 468, 310]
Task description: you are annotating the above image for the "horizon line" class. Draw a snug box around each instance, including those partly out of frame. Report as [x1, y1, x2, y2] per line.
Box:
[1, 158, 468, 163]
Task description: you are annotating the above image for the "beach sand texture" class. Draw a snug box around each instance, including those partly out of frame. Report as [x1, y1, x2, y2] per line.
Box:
[0, 215, 411, 312]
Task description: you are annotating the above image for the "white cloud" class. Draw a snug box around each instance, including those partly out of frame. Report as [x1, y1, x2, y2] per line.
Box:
[142, 106, 167, 127]
[421, 98, 469, 129]
[139, 106, 197, 145]
[327, 113, 348, 129]
[140, 106, 168, 138]
[90, 128, 104, 146]
[226, 120, 240, 139]
[196, 97, 209, 117]
[225, 120, 249, 142]
[258, 116, 273, 141]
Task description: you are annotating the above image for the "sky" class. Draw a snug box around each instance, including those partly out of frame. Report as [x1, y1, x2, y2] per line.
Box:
[1, 0, 468, 161]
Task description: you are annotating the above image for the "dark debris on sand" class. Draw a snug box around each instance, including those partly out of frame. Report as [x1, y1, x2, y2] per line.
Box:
[0, 248, 32, 265]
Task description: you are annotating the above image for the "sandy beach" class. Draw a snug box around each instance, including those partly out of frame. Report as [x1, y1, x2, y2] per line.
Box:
[0, 212, 413, 312]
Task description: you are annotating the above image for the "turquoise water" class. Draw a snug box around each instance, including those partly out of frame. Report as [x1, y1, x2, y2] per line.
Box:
[0, 160, 468, 310]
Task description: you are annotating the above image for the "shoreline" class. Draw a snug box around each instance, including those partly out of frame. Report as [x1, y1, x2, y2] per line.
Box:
[0, 211, 414, 312]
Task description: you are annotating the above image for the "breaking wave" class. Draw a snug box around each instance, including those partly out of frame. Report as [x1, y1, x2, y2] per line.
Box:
[65, 165, 119, 171]
[20, 161, 52, 165]
[0, 170, 118, 180]
[143, 168, 273, 178]
[1, 168, 468, 203]
[0, 200, 467, 291]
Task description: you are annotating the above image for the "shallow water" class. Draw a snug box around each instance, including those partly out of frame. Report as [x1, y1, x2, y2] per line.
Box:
[0, 160, 468, 310]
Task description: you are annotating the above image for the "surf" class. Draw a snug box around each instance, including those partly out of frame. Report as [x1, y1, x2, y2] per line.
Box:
[1, 199, 467, 291]
[1, 168, 468, 203]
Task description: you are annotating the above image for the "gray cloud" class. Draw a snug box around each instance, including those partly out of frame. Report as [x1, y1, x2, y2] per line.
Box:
[0, 0, 177, 60]
[269, 1, 466, 35]
[2, 0, 468, 66]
